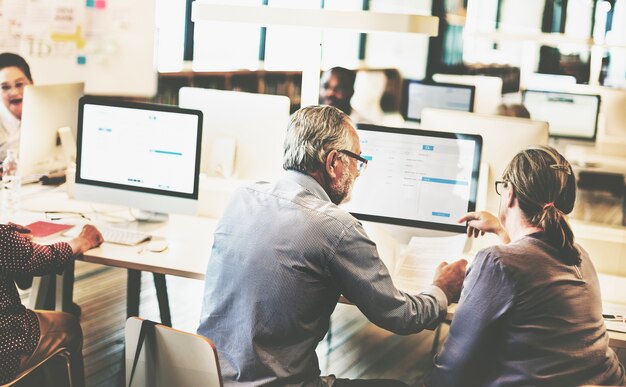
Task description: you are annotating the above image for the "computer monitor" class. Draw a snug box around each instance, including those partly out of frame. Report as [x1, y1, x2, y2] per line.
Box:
[178, 87, 290, 182]
[523, 73, 577, 91]
[595, 87, 626, 158]
[19, 82, 84, 177]
[522, 90, 601, 141]
[74, 97, 203, 217]
[421, 108, 549, 214]
[341, 124, 482, 233]
[401, 79, 475, 123]
[432, 74, 503, 115]
[598, 87, 626, 139]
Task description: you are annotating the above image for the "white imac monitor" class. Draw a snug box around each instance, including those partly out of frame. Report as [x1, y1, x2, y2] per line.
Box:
[523, 73, 577, 91]
[595, 87, 626, 157]
[74, 97, 203, 217]
[421, 108, 549, 214]
[19, 82, 84, 177]
[341, 124, 482, 233]
[522, 90, 600, 141]
[401, 79, 475, 123]
[598, 87, 626, 138]
[178, 88, 290, 182]
[432, 74, 503, 115]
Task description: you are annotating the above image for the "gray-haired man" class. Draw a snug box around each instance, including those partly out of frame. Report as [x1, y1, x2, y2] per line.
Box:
[198, 105, 467, 387]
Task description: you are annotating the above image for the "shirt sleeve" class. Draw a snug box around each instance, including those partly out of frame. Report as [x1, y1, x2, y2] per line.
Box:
[327, 222, 448, 335]
[425, 249, 516, 387]
[0, 224, 74, 276]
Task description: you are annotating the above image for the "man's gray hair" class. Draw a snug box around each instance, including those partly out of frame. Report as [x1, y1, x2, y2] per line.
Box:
[283, 105, 355, 173]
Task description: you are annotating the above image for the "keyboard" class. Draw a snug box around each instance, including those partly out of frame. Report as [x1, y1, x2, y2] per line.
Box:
[100, 228, 152, 246]
[64, 225, 152, 246]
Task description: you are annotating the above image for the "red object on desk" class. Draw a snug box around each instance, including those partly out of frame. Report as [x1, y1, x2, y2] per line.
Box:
[25, 221, 74, 238]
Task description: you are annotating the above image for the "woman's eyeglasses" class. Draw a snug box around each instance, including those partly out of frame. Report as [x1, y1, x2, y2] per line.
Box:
[495, 180, 509, 196]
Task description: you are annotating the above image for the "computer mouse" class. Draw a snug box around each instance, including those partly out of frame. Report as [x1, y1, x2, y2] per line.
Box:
[144, 240, 169, 253]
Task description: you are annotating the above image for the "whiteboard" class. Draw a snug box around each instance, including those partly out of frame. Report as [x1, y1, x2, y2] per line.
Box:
[0, 0, 157, 97]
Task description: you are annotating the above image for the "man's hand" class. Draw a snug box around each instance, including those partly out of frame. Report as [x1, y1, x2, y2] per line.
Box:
[433, 259, 467, 304]
[69, 225, 103, 255]
[458, 211, 510, 244]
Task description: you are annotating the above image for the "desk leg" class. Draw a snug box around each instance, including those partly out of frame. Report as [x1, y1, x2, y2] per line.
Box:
[126, 270, 172, 327]
[55, 273, 65, 312]
[153, 274, 172, 327]
[27, 265, 75, 313]
[62, 260, 75, 313]
[28, 276, 48, 310]
[127, 270, 141, 318]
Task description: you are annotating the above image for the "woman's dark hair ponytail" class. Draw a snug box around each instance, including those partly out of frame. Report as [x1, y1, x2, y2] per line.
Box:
[503, 146, 580, 265]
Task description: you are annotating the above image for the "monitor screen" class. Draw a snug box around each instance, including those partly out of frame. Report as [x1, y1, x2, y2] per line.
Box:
[401, 80, 475, 122]
[341, 124, 482, 233]
[75, 97, 203, 215]
[522, 90, 601, 141]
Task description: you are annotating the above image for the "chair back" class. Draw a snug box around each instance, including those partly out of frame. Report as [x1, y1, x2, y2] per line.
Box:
[124, 317, 222, 387]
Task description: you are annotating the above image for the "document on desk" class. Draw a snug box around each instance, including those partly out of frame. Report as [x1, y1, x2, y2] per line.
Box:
[605, 321, 626, 333]
[393, 234, 468, 294]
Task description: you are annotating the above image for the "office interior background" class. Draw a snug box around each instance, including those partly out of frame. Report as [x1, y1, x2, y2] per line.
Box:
[2, 0, 626, 386]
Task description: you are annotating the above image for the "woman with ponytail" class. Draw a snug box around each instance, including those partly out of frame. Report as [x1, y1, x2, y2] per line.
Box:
[426, 146, 624, 386]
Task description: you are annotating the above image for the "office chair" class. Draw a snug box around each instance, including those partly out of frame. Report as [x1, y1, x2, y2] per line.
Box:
[125, 317, 223, 387]
[2, 347, 73, 387]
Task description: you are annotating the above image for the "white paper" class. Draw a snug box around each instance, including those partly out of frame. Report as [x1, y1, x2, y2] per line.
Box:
[605, 320, 626, 333]
[393, 234, 468, 294]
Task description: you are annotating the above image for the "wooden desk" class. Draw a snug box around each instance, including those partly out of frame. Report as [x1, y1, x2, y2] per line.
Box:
[16, 186, 626, 350]
[17, 186, 215, 325]
[19, 188, 215, 279]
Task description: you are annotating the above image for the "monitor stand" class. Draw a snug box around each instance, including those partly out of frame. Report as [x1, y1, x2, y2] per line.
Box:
[133, 210, 169, 223]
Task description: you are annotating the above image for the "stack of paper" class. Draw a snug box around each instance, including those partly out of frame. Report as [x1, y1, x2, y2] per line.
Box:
[393, 234, 468, 294]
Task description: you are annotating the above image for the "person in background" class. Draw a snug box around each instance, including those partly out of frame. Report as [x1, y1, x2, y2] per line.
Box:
[198, 105, 467, 386]
[320, 66, 371, 124]
[0, 52, 33, 160]
[425, 146, 625, 386]
[0, 224, 103, 386]
[496, 103, 530, 119]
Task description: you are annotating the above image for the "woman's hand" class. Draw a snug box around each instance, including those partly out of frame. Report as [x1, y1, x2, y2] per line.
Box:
[68, 225, 103, 255]
[458, 211, 510, 244]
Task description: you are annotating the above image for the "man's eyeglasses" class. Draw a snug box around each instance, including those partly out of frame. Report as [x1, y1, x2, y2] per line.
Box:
[338, 150, 368, 173]
[495, 180, 509, 196]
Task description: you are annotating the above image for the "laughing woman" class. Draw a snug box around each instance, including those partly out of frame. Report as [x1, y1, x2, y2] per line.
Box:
[0, 52, 33, 160]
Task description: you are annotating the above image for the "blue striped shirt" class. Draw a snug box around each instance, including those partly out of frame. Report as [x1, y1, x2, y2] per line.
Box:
[198, 170, 447, 386]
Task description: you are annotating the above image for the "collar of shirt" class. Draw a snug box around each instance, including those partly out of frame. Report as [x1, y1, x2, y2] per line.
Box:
[284, 170, 332, 203]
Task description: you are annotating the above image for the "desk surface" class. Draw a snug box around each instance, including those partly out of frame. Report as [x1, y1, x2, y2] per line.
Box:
[15, 184, 626, 344]
[18, 187, 215, 280]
